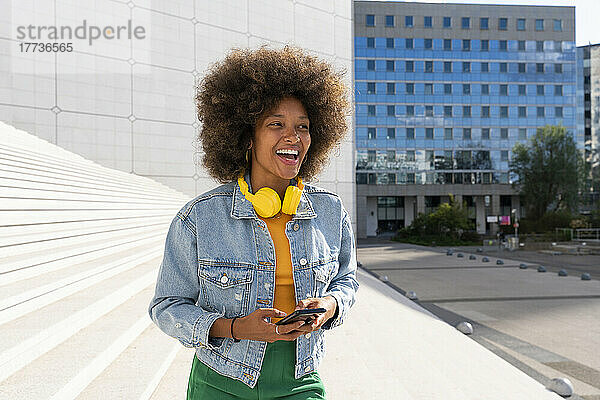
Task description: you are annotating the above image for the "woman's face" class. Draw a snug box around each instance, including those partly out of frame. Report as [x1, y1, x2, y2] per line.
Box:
[250, 97, 311, 185]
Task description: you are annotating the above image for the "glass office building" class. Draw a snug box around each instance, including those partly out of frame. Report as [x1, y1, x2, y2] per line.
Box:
[354, 2, 577, 238]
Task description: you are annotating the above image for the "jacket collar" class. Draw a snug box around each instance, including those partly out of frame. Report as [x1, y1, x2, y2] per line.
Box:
[230, 172, 317, 220]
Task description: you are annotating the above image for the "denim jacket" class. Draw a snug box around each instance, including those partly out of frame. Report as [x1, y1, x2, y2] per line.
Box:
[148, 176, 358, 388]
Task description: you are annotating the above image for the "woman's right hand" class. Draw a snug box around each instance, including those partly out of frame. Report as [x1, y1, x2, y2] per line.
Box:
[234, 308, 306, 343]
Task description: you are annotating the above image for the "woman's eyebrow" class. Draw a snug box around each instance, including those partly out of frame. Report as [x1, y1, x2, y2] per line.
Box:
[267, 114, 309, 119]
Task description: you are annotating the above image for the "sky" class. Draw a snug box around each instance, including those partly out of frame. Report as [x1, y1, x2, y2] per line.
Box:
[362, 0, 600, 46]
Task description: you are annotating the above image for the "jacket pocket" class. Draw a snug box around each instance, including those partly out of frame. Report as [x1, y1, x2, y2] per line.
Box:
[312, 261, 335, 296]
[198, 261, 254, 318]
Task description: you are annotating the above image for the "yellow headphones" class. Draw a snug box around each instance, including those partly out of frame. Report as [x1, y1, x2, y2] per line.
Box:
[237, 174, 304, 218]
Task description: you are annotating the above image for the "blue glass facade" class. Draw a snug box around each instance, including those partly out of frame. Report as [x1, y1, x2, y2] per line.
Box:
[354, 36, 577, 186]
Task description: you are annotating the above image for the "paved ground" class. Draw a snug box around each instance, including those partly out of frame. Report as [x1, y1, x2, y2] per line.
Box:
[356, 238, 600, 400]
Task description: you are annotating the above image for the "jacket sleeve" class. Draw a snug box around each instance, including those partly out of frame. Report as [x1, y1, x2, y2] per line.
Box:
[148, 212, 225, 349]
[322, 207, 359, 330]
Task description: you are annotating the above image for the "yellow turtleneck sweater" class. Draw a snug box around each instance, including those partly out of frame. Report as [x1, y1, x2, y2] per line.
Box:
[258, 213, 296, 320]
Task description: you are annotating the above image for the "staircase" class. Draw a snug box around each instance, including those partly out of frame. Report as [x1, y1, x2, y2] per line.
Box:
[0, 122, 196, 399]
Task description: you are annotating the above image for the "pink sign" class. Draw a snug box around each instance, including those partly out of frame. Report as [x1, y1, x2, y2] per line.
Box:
[499, 216, 511, 225]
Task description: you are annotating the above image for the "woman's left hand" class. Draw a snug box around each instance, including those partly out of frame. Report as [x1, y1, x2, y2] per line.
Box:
[293, 296, 337, 333]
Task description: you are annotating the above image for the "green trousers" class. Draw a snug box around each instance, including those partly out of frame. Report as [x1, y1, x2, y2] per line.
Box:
[187, 340, 326, 400]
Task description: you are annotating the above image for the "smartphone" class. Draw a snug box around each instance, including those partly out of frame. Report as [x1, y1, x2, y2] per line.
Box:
[275, 308, 327, 325]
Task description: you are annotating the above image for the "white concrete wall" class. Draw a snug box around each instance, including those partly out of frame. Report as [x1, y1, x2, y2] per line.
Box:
[0, 0, 355, 228]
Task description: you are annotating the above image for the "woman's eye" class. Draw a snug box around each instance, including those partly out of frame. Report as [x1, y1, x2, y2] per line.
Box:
[298, 125, 309, 130]
[269, 122, 283, 127]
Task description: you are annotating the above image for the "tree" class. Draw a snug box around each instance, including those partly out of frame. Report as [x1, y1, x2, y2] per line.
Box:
[510, 125, 586, 220]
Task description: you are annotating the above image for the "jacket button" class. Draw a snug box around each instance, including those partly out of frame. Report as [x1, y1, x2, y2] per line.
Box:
[304, 366, 311, 372]
[299, 258, 307, 266]
[175, 323, 182, 328]
[293, 223, 300, 231]
[220, 275, 228, 284]
[305, 332, 311, 339]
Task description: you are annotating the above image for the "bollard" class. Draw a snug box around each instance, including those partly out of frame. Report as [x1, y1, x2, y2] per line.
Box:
[546, 377, 573, 397]
[406, 291, 418, 300]
[380, 275, 389, 282]
[456, 322, 473, 335]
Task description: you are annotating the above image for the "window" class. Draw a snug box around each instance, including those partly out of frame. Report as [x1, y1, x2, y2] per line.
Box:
[387, 105, 395, 116]
[500, 84, 508, 96]
[424, 38, 433, 49]
[501, 150, 509, 161]
[463, 106, 471, 117]
[425, 60, 433, 73]
[406, 83, 414, 94]
[426, 128, 434, 139]
[500, 62, 507, 73]
[387, 82, 395, 95]
[386, 38, 394, 48]
[517, 18, 526, 31]
[444, 128, 453, 139]
[405, 15, 413, 27]
[444, 84, 452, 94]
[462, 62, 470, 73]
[366, 14, 375, 27]
[518, 84, 526, 95]
[555, 63, 562, 73]
[537, 106, 545, 117]
[425, 83, 433, 94]
[387, 127, 396, 139]
[463, 128, 472, 139]
[482, 128, 490, 139]
[481, 62, 489, 72]
[444, 61, 452, 73]
[405, 38, 413, 49]
[462, 17, 470, 29]
[481, 84, 489, 95]
[555, 106, 563, 117]
[481, 106, 490, 118]
[406, 105, 414, 116]
[555, 85, 563, 96]
[405, 61, 414, 72]
[518, 63, 526, 73]
[406, 127, 415, 139]
[443, 17, 451, 28]
[386, 60, 395, 71]
[519, 128, 527, 140]
[499, 18, 508, 30]
[536, 63, 544, 73]
[463, 84, 470, 95]
[367, 105, 376, 116]
[555, 41, 562, 52]
[367, 37, 375, 48]
[554, 19, 562, 31]
[425, 105, 434, 117]
[367, 60, 375, 71]
[518, 40, 526, 51]
[444, 39, 452, 50]
[463, 39, 471, 51]
[367, 82, 376, 94]
[424, 16, 432, 28]
[481, 39, 489, 51]
[500, 106, 508, 118]
[536, 41, 544, 52]
[367, 127, 376, 139]
[501, 128, 508, 139]
[444, 105, 453, 117]
[518, 106, 526, 117]
[535, 19, 544, 31]
[407, 173, 415, 183]
[537, 85, 544, 95]
[499, 40, 507, 51]
[386, 15, 395, 27]
[480, 17, 489, 30]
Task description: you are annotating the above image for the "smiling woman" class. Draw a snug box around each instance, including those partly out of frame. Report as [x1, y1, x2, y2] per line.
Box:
[148, 46, 358, 400]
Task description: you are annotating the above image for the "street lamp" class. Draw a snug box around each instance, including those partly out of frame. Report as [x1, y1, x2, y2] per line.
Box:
[511, 208, 519, 245]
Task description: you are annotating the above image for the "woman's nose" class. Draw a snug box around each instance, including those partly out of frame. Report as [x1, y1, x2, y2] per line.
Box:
[283, 127, 300, 142]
